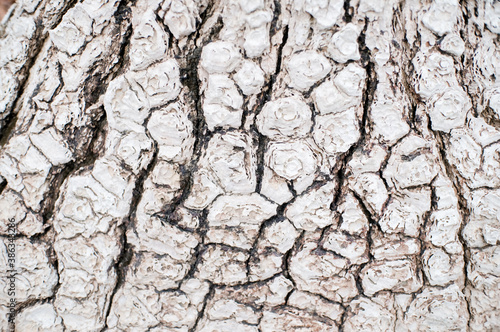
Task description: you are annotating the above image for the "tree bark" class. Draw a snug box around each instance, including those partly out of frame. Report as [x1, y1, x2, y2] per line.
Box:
[0, 0, 499, 331]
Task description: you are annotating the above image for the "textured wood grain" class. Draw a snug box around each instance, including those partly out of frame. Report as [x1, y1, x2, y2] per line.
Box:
[0, 0, 499, 331]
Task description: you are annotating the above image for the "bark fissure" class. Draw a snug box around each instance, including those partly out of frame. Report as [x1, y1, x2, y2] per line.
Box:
[0, 0, 79, 136]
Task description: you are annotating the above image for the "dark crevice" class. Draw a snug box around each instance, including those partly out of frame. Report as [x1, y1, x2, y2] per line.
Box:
[0, 177, 5, 196]
[107, 4, 222, 329]
[0, 0, 79, 142]
[13, 232, 63, 321]
[178, 9, 291, 321]
[254, 25, 288, 193]
[0, 113, 17, 148]
[159, 5, 224, 305]
[459, 0, 481, 121]
[333, 15, 378, 276]
[183, 242, 207, 281]
[9, 235, 64, 318]
[83, 17, 132, 106]
[197, 15, 224, 48]
[271, 26, 288, 96]
[434, 132, 473, 329]
[183, 210, 209, 281]
[349, 187, 379, 293]
[394, 4, 421, 133]
[180, 46, 206, 171]
[282, 231, 304, 284]
[40, 0, 133, 224]
[46, 238, 62, 305]
[27, 108, 108, 243]
[100, 145, 160, 332]
[255, 134, 269, 194]
[245, 215, 283, 277]
[39, 0, 80, 35]
[35, 1, 134, 329]
[349, 18, 378, 156]
[11, 0, 133, 228]
[398, 0, 474, 329]
[189, 285, 214, 332]
[338, 308, 348, 332]
[38, 109, 105, 224]
[343, 0, 353, 23]
[191, 0, 221, 47]
[81, 110, 109, 168]
[99, 19, 160, 327]
[176, 2, 224, 210]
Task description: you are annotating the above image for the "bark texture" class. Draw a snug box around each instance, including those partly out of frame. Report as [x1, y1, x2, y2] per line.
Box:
[0, 0, 499, 331]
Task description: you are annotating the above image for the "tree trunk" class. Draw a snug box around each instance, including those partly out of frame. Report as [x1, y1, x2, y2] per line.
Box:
[0, 0, 499, 331]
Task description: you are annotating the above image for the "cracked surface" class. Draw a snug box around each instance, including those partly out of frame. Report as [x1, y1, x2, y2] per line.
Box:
[0, 0, 499, 331]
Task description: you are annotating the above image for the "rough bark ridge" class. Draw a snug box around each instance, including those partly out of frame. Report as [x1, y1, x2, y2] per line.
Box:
[0, 0, 499, 331]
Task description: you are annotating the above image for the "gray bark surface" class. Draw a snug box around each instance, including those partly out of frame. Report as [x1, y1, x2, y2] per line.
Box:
[0, 0, 499, 331]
